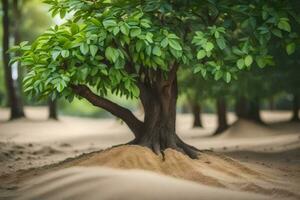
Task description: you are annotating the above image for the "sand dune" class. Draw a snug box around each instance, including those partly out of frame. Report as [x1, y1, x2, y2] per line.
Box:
[17, 167, 270, 200]
[220, 119, 278, 138]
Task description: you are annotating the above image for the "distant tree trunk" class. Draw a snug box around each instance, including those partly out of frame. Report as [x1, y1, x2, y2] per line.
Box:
[235, 96, 247, 119]
[2, 0, 25, 119]
[48, 100, 58, 120]
[247, 98, 263, 124]
[192, 103, 203, 128]
[13, 0, 25, 107]
[291, 94, 299, 122]
[214, 97, 228, 135]
[181, 103, 189, 113]
[269, 96, 275, 111]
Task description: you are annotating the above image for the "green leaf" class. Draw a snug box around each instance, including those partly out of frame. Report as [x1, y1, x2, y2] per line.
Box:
[286, 43, 296, 55]
[90, 18, 101, 26]
[224, 72, 231, 83]
[103, 19, 117, 29]
[197, 50, 206, 59]
[256, 57, 266, 68]
[51, 50, 60, 60]
[70, 23, 79, 35]
[193, 64, 203, 74]
[61, 50, 70, 58]
[237, 58, 245, 69]
[244, 55, 253, 67]
[161, 38, 168, 48]
[278, 20, 291, 32]
[145, 33, 153, 43]
[214, 70, 223, 80]
[271, 29, 282, 38]
[120, 24, 129, 36]
[90, 45, 98, 57]
[216, 38, 226, 49]
[56, 81, 65, 92]
[152, 46, 162, 56]
[105, 47, 119, 62]
[80, 43, 89, 55]
[205, 42, 214, 51]
[168, 39, 182, 51]
[20, 41, 29, 47]
[130, 27, 142, 37]
[131, 85, 140, 97]
[113, 27, 120, 35]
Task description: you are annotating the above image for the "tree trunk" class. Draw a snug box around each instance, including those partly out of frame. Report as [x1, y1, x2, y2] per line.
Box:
[13, 0, 25, 110]
[72, 68, 200, 159]
[2, 0, 25, 119]
[235, 96, 247, 119]
[214, 97, 228, 135]
[134, 77, 199, 158]
[269, 96, 275, 111]
[247, 98, 263, 124]
[192, 103, 203, 128]
[291, 94, 299, 122]
[48, 100, 58, 120]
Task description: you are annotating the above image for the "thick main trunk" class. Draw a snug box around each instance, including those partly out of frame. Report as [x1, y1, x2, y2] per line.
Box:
[291, 94, 299, 122]
[214, 97, 228, 135]
[192, 103, 203, 128]
[133, 77, 199, 158]
[2, 0, 25, 120]
[48, 100, 58, 120]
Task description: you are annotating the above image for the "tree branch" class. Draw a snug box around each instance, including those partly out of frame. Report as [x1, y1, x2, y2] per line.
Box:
[71, 84, 143, 138]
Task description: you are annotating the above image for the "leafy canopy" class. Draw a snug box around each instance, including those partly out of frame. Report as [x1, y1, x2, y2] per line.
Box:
[11, 0, 299, 102]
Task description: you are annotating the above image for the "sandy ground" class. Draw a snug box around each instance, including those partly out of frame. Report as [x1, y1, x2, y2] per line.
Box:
[0, 107, 300, 199]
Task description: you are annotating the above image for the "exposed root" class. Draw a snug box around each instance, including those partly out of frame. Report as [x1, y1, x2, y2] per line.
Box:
[128, 135, 200, 159]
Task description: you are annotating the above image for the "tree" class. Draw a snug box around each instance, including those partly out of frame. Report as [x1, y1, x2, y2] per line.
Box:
[2, 0, 25, 119]
[215, 97, 229, 134]
[48, 99, 58, 120]
[12, 0, 299, 158]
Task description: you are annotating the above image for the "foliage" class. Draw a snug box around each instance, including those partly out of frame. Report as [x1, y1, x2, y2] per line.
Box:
[10, 0, 299, 105]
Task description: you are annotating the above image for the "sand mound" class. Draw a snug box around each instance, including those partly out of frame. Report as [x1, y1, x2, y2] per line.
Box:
[51, 145, 298, 199]
[2, 145, 300, 199]
[17, 167, 270, 200]
[220, 120, 276, 138]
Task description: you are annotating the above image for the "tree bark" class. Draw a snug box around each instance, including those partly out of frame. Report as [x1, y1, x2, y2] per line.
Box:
[12, 0, 25, 111]
[235, 96, 247, 119]
[246, 98, 263, 124]
[192, 103, 203, 128]
[48, 100, 58, 120]
[2, 0, 25, 119]
[291, 94, 299, 122]
[136, 76, 199, 158]
[214, 97, 228, 135]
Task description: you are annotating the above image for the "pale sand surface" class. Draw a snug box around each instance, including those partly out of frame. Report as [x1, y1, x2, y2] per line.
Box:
[17, 167, 270, 200]
[0, 107, 300, 199]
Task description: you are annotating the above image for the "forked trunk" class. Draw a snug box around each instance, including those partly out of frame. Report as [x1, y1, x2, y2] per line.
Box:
[291, 94, 299, 122]
[214, 97, 228, 135]
[131, 77, 199, 158]
[72, 69, 200, 159]
[192, 103, 203, 128]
